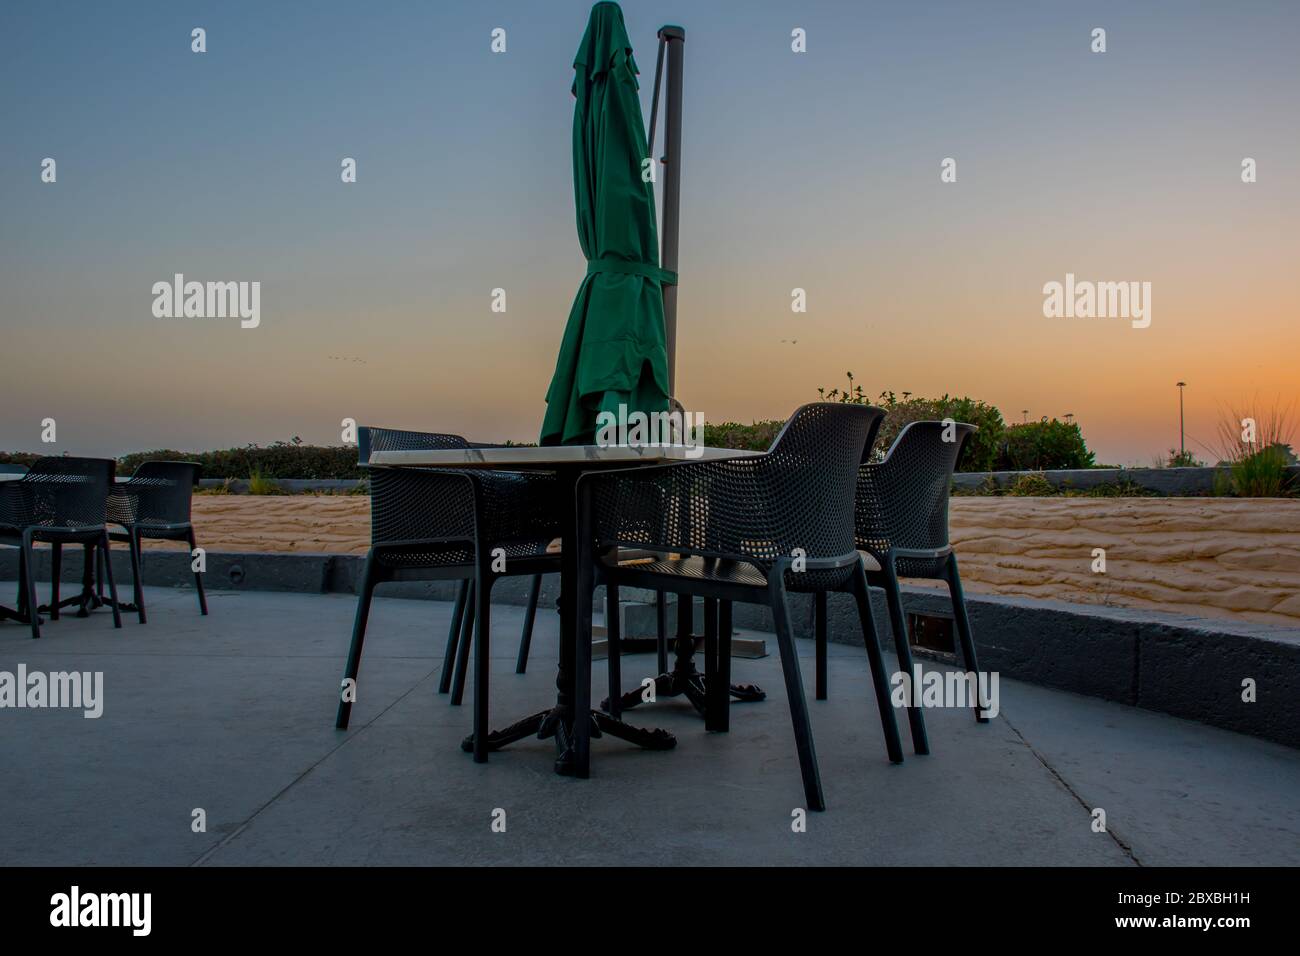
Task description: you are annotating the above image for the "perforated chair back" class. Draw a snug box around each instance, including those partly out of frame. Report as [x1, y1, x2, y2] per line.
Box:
[855, 420, 975, 577]
[760, 403, 886, 565]
[109, 461, 201, 528]
[358, 426, 478, 565]
[11, 457, 114, 531]
[358, 426, 469, 465]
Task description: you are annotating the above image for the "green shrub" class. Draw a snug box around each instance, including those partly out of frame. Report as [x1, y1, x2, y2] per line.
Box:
[0, 451, 47, 470]
[997, 419, 1095, 471]
[874, 394, 1006, 472]
[116, 441, 363, 479]
[1165, 449, 1202, 468]
[1006, 473, 1055, 497]
[1230, 446, 1291, 498]
[951, 475, 1002, 497]
[702, 420, 785, 452]
[247, 469, 285, 496]
[1080, 478, 1158, 498]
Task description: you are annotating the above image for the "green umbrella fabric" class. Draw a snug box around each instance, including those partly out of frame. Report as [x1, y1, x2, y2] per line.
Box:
[540, 1, 674, 446]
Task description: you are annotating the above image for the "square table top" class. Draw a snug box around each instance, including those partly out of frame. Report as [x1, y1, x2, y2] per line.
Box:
[367, 444, 762, 469]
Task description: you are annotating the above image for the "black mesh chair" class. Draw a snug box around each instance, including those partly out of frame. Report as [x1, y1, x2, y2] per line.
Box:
[0, 457, 123, 639]
[576, 403, 903, 811]
[90, 461, 206, 623]
[335, 427, 561, 766]
[850, 420, 991, 756]
[349, 428, 550, 703]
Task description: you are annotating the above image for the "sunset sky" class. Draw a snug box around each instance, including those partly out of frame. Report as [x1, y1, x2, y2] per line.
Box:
[2, 0, 1297, 465]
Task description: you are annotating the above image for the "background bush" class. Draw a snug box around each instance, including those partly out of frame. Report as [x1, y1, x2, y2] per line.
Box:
[817, 375, 1007, 471]
[873, 392, 1006, 472]
[701, 420, 785, 452]
[3, 442, 363, 479]
[996, 418, 1095, 471]
[118, 442, 363, 479]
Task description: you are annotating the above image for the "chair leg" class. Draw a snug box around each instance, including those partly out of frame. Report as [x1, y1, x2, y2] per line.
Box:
[50, 542, 62, 621]
[439, 579, 469, 694]
[128, 529, 146, 624]
[186, 528, 208, 615]
[472, 572, 492, 763]
[945, 555, 989, 723]
[22, 532, 41, 639]
[606, 578, 622, 720]
[717, 600, 732, 732]
[880, 557, 929, 755]
[655, 590, 668, 675]
[814, 590, 828, 700]
[515, 574, 542, 674]
[80, 542, 95, 613]
[95, 543, 104, 603]
[99, 533, 122, 629]
[850, 567, 904, 764]
[450, 581, 475, 706]
[768, 575, 825, 812]
[335, 554, 378, 729]
[703, 597, 722, 730]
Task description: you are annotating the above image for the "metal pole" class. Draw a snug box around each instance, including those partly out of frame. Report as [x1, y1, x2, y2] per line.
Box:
[658, 25, 685, 399]
[1177, 382, 1186, 456]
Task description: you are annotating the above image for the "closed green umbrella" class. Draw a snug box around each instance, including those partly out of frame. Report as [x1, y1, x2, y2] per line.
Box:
[540, 1, 674, 446]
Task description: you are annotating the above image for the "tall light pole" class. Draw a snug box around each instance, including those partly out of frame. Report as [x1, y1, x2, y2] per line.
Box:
[1176, 382, 1186, 457]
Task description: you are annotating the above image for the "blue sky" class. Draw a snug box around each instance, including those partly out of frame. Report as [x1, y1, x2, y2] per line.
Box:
[2, 0, 1297, 463]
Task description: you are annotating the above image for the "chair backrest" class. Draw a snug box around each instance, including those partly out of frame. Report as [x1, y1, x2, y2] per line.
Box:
[357, 427, 470, 465]
[760, 403, 885, 561]
[114, 461, 202, 526]
[19, 457, 114, 529]
[855, 420, 975, 559]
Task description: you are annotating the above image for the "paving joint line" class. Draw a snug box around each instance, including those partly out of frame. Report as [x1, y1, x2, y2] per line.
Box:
[1000, 710, 1144, 867]
[188, 667, 440, 866]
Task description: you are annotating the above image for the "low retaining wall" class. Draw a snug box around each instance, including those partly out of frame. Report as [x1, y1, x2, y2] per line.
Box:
[196, 465, 1300, 498]
[3, 547, 1295, 751]
[952, 465, 1300, 495]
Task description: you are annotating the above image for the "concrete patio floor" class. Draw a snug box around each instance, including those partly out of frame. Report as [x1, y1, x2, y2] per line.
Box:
[1, 584, 1297, 867]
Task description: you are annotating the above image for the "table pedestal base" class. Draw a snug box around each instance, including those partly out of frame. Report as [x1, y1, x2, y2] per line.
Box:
[0, 605, 37, 625]
[461, 706, 676, 776]
[40, 590, 99, 618]
[601, 663, 765, 717]
[601, 607, 767, 719]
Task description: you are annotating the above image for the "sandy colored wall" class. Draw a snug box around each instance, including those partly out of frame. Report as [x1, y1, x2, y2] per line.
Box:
[948, 498, 1300, 629]
[166, 496, 1300, 629]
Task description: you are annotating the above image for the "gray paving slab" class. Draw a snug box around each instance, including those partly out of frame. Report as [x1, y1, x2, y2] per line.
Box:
[0, 585, 1292, 866]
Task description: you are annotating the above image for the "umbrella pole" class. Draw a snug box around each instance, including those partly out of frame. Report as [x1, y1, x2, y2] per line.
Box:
[657, 25, 685, 399]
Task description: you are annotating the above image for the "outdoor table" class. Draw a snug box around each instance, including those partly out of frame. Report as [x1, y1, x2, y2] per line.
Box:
[0, 474, 129, 622]
[366, 443, 760, 777]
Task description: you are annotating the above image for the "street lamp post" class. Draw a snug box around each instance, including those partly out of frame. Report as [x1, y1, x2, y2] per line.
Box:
[1176, 382, 1186, 458]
